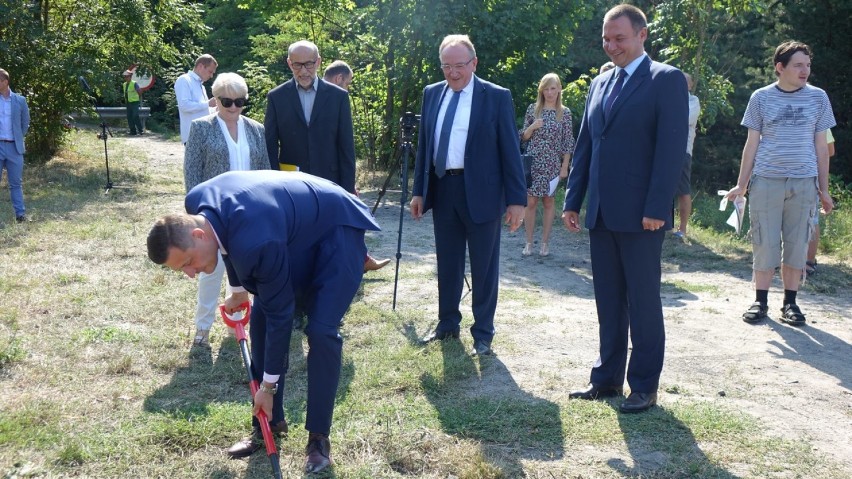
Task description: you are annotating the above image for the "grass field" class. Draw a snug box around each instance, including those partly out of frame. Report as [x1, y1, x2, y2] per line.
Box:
[1, 130, 850, 478]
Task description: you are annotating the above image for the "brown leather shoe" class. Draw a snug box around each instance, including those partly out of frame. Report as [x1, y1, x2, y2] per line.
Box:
[619, 391, 658, 413]
[364, 255, 391, 272]
[227, 436, 261, 458]
[270, 419, 288, 436]
[227, 419, 287, 458]
[304, 432, 333, 474]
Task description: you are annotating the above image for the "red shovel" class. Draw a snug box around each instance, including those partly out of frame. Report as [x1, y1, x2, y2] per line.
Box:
[220, 302, 283, 479]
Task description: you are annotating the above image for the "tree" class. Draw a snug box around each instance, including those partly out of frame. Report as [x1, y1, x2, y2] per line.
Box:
[236, 0, 591, 171]
[0, 0, 206, 163]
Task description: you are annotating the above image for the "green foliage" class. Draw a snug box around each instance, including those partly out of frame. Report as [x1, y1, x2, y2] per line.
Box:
[651, 0, 767, 130]
[240, 0, 591, 170]
[820, 175, 852, 260]
[0, 0, 206, 163]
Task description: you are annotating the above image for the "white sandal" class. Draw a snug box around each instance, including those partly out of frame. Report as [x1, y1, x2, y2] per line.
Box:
[522, 243, 533, 256]
[539, 243, 549, 256]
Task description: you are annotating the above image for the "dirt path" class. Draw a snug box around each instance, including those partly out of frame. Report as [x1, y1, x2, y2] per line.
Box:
[130, 133, 852, 473]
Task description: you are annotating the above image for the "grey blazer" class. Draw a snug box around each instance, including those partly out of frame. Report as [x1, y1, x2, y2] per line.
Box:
[6, 91, 30, 155]
[184, 113, 271, 192]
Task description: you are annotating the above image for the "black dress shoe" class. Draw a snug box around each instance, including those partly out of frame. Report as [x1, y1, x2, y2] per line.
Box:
[471, 339, 493, 356]
[419, 328, 460, 344]
[568, 384, 624, 400]
[619, 391, 658, 413]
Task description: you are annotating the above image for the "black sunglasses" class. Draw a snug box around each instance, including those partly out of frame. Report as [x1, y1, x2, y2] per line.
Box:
[219, 97, 247, 108]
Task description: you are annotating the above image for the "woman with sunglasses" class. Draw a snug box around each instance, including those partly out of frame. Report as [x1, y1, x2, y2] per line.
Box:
[184, 72, 272, 347]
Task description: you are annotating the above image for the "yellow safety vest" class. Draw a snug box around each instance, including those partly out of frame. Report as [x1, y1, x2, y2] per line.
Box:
[124, 81, 140, 103]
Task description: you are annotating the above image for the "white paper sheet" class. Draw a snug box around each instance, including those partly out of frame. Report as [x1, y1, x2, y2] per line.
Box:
[718, 190, 747, 234]
[548, 175, 560, 196]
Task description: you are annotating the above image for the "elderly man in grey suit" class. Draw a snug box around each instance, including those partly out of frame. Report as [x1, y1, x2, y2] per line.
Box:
[0, 68, 30, 223]
[183, 72, 271, 348]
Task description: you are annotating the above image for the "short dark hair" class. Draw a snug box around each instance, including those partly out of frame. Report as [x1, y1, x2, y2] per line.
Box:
[604, 4, 648, 33]
[195, 54, 218, 68]
[147, 214, 197, 264]
[0, 68, 9, 82]
[773, 41, 811, 75]
[323, 60, 352, 80]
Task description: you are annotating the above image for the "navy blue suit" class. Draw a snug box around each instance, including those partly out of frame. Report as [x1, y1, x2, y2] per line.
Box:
[564, 56, 687, 393]
[264, 78, 356, 193]
[185, 170, 379, 434]
[412, 76, 527, 342]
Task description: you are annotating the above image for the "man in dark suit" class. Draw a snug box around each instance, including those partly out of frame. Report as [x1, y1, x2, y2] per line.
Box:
[410, 34, 527, 356]
[264, 40, 356, 194]
[147, 171, 380, 473]
[562, 4, 688, 413]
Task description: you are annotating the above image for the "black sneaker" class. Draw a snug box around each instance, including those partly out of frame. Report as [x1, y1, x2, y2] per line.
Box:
[15, 215, 26, 223]
[742, 302, 768, 323]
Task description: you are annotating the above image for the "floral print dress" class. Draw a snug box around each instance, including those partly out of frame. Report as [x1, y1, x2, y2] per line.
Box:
[520, 104, 575, 197]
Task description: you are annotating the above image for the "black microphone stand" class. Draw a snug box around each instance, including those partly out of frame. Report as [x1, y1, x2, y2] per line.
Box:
[79, 76, 114, 192]
[391, 112, 420, 310]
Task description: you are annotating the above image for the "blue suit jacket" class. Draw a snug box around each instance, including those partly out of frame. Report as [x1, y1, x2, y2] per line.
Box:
[264, 78, 356, 193]
[564, 56, 688, 231]
[412, 76, 527, 224]
[185, 170, 380, 375]
[6, 91, 30, 155]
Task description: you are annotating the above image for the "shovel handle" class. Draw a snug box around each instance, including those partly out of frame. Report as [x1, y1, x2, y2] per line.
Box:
[220, 303, 251, 341]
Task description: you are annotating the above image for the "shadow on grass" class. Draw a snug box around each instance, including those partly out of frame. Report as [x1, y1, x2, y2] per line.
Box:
[143, 339, 246, 417]
[420, 339, 564, 476]
[612, 403, 740, 478]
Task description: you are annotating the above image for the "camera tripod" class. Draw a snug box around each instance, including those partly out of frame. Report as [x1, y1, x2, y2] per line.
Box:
[79, 76, 114, 192]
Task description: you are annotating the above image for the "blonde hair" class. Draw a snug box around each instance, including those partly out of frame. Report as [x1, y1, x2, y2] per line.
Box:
[534, 73, 565, 121]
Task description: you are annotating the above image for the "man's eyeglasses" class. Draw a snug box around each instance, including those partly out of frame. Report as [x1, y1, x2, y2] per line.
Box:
[291, 60, 318, 71]
[219, 97, 247, 108]
[440, 57, 474, 72]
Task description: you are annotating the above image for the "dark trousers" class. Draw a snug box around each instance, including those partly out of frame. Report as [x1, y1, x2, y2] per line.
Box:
[249, 225, 367, 435]
[432, 174, 502, 343]
[588, 223, 666, 393]
[126, 101, 142, 134]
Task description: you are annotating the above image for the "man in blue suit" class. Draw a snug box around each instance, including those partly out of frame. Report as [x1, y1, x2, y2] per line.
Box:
[0, 68, 30, 223]
[562, 4, 688, 413]
[264, 40, 356, 194]
[147, 171, 380, 473]
[410, 34, 527, 356]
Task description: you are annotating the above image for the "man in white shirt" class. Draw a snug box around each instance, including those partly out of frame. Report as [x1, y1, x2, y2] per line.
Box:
[174, 54, 218, 144]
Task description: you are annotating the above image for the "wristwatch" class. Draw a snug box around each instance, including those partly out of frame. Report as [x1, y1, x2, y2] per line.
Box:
[258, 382, 278, 395]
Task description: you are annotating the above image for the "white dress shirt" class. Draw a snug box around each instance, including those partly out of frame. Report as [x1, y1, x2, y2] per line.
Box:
[434, 75, 475, 170]
[175, 70, 214, 143]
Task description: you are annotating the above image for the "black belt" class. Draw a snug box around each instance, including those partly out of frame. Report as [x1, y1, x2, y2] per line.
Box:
[445, 169, 464, 176]
[0, 140, 14, 143]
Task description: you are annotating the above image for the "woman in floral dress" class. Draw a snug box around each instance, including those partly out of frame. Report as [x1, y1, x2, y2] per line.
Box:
[519, 73, 575, 256]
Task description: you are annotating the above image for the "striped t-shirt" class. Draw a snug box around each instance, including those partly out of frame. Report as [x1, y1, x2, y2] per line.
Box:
[741, 83, 835, 178]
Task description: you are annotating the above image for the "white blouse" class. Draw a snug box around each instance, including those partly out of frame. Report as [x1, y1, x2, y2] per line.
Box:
[216, 115, 251, 171]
